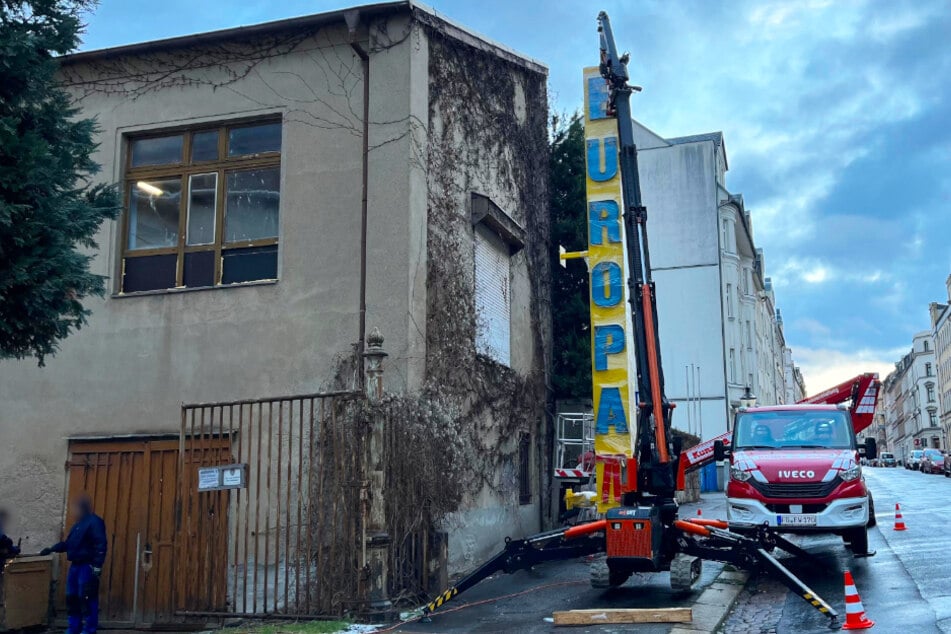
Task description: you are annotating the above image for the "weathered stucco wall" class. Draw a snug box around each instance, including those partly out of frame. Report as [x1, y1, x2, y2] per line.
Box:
[0, 17, 420, 548]
[419, 24, 551, 573]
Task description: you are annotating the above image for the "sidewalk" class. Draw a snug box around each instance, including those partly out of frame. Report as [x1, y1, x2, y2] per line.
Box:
[398, 492, 740, 633]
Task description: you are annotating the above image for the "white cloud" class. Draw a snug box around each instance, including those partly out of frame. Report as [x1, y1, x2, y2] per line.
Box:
[770, 256, 889, 288]
[793, 345, 906, 396]
[802, 266, 830, 284]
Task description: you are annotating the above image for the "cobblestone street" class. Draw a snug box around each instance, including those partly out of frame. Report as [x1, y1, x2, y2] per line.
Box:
[717, 575, 785, 634]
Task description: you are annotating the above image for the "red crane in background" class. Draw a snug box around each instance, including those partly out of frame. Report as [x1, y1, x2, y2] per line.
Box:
[798, 373, 880, 435]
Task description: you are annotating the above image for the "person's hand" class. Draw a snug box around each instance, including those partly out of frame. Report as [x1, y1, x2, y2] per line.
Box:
[39, 547, 52, 556]
[91, 566, 102, 578]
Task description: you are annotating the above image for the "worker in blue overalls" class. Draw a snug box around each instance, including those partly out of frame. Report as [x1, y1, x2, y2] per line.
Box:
[41, 495, 107, 634]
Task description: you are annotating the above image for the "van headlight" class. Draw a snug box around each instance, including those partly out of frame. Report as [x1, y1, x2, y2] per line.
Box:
[840, 465, 861, 481]
[730, 465, 751, 482]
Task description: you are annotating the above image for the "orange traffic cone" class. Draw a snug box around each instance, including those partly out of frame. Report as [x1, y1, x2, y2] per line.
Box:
[842, 570, 874, 630]
[894, 503, 907, 531]
[697, 508, 702, 517]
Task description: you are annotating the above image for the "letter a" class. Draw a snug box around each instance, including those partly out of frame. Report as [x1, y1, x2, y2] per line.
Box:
[596, 387, 629, 434]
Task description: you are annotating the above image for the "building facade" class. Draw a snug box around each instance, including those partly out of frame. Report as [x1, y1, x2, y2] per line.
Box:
[881, 332, 942, 461]
[930, 275, 951, 450]
[626, 124, 797, 440]
[0, 2, 551, 621]
[783, 345, 807, 404]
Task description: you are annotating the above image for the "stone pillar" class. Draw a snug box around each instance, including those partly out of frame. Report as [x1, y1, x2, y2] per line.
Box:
[361, 328, 392, 617]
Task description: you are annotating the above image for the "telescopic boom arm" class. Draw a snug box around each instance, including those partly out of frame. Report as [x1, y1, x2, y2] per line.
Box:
[597, 12, 675, 496]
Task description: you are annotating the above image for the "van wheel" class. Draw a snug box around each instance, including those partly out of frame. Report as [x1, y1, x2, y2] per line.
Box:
[845, 528, 869, 556]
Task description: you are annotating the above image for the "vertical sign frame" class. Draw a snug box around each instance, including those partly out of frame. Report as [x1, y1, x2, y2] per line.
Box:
[584, 67, 637, 512]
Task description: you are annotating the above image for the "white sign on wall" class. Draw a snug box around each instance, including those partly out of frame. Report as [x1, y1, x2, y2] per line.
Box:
[197, 467, 221, 491]
[197, 464, 248, 491]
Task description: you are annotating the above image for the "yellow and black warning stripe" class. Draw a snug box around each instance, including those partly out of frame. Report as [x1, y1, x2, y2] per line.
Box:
[425, 587, 459, 614]
[802, 592, 830, 613]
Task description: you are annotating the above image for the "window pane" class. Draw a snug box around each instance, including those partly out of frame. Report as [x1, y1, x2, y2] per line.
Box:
[128, 178, 182, 249]
[187, 172, 217, 245]
[183, 251, 215, 288]
[224, 168, 280, 242]
[228, 122, 281, 156]
[123, 254, 177, 292]
[131, 135, 183, 167]
[191, 130, 219, 162]
[222, 245, 278, 284]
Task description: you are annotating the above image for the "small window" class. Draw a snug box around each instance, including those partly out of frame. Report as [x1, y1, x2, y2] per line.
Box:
[729, 348, 737, 382]
[229, 122, 282, 156]
[925, 362, 933, 377]
[121, 119, 281, 293]
[128, 178, 182, 249]
[927, 383, 936, 403]
[474, 225, 511, 365]
[186, 173, 217, 246]
[224, 167, 280, 242]
[191, 130, 219, 162]
[726, 284, 734, 319]
[518, 433, 532, 505]
[131, 134, 183, 167]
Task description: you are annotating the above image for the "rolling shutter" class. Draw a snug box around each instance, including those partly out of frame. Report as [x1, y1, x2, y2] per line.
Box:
[474, 225, 511, 365]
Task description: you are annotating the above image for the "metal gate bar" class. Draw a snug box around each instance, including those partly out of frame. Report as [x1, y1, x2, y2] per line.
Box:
[178, 391, 362, 617]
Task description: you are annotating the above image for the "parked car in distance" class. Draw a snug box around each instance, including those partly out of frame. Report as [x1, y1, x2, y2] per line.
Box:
[879, 452, 897, 467]
[907, 449, 924, 470]
[920, 449, 946, 474]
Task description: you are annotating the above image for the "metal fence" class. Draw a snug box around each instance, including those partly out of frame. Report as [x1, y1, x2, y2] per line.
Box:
[177, 391, 364, 618]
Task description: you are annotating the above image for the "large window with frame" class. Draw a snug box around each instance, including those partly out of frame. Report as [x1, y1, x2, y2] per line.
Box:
[121, 119, 282, 293]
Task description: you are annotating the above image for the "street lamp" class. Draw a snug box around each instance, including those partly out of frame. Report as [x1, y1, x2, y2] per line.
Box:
[739, 385, 757, 409]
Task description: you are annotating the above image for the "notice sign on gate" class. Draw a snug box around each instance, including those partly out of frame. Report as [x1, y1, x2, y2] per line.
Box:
[198, 467, 221, 490]
[197, 464, 247, 491]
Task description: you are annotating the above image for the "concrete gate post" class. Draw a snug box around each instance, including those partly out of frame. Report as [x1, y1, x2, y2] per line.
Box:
[361, 328, 392, 617]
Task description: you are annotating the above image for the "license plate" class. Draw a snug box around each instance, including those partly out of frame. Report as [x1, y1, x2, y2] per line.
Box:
[777, 513, 817, 527]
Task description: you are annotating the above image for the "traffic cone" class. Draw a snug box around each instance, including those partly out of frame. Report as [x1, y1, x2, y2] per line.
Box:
[894, 503, 907, 531]
[842, 570, 874, 630]
[697, 508, 702, 517]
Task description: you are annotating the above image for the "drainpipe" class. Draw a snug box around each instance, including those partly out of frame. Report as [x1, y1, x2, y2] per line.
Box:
[346, 10, 370, 387]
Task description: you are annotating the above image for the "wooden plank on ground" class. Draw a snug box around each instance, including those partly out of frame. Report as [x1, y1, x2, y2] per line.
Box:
[553, 607, 692, 626]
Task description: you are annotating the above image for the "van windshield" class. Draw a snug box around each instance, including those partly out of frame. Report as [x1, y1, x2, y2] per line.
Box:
[734, 410, 854, 450]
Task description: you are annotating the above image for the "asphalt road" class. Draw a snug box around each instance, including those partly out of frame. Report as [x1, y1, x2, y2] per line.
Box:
[402, 468, 951, 633]
[399, 495, 728, 634]
[724, 465, 951, 633]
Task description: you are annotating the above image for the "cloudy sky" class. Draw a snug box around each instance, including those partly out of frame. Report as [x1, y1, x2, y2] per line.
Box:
[79, 0, 951, 393]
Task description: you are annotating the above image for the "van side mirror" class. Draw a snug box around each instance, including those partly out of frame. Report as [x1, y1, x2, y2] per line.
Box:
[864, 437, 877, 460]
[714, 440, 729, 461]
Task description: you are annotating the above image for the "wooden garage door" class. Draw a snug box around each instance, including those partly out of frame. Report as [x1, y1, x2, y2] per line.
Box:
[65, 438, 229, 625]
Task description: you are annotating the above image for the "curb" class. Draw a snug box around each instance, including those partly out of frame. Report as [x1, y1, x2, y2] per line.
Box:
[669, 567, 749, 634]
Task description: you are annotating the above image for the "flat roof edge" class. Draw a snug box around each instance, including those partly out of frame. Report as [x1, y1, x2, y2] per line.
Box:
[61, 0, 546, 74]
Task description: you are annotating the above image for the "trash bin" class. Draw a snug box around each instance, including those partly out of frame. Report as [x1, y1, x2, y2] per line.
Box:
[699, 462, 719, 492]
[0, 555, 52, 631]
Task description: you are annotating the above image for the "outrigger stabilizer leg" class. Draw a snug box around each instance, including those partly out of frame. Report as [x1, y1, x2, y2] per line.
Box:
[422, 520, 607, 616]
[674, 519, 840, 629]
